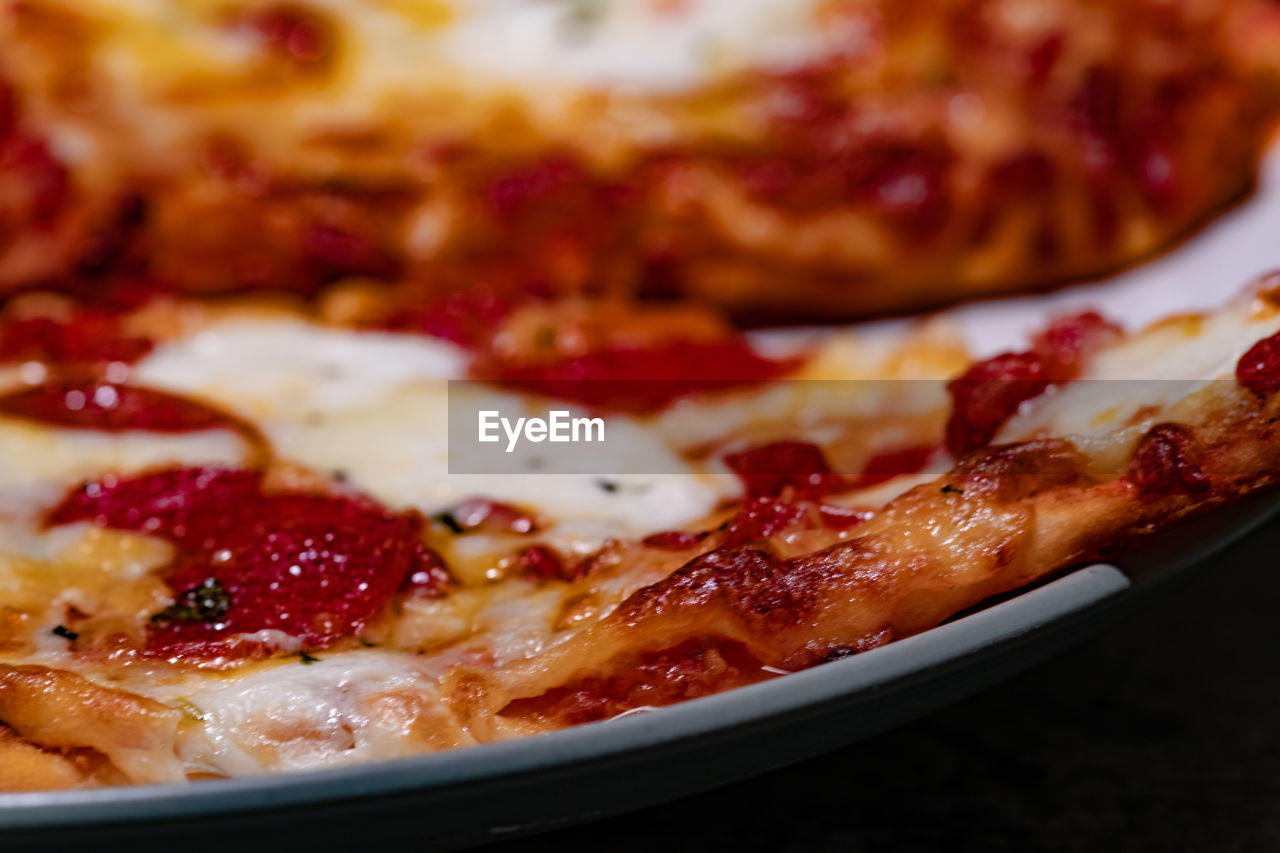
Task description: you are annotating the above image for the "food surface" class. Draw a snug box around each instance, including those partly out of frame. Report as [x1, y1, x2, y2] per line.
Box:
[0, 0, 1278, 319]
[4, 0, 1280, 798]
[3, 272, 1280, 788]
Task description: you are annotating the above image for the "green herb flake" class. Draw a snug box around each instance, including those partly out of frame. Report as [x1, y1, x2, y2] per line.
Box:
[152, 577, 231, 626]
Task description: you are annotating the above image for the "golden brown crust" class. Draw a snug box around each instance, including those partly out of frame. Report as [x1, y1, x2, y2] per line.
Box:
[0, 664, 183, 785]
[490, 384, 1280, 724]
[0, 725, 94, 791]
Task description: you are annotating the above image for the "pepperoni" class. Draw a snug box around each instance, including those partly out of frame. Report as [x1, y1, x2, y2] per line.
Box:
[0, 82, 15, 137]
[514, 544, 582, 583]
[1026, 33, 1064, 84]
[240, 5, 331, 65]
[0, 381, 242, 433]
[736, 140, 953, 237]
[0, 130, 69, 224]
[1030, 310, 1122, 376]
[483, 156, 592, 221]
[947, 311, 1120, 456]
[481, 339, 798, 413]
[737, 69, 957, 233]
[728, 439, 938, 499]
[720, 496, 811, 548]
[48, 468, 441, 661]
[945, 352, 1048, 457]
[642, 529, 711, 551]
[723, 440, 839, 500]
[850, 146, 952, 238]
[401, 547, 453, 599]
[304, 223, 396, 280]
[0, 312, 153, 365]
[384, 285, 521, 349]
[989, 152, 1055, 198]
[68, 194, 147, 277]
[852, 443, 943, 489]
[1236, 330, 1280, 397]
[644, 441, 875, 552]
[1125, 423, 1210, 498]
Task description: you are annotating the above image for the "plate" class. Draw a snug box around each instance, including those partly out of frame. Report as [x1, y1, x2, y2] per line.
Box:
[3, 155, 1278, 852]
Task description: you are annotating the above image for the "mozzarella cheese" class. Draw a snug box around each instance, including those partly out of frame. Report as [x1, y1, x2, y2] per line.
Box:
[1000, 298, 1280, 452]
[145, 650, 469, 776]
[132, 317, 728, 538]
[0, 419, 249, 522]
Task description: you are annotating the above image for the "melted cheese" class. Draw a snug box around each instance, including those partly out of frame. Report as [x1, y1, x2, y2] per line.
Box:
[434, 0, 836, 92]
[0, 417, 249, 520]
[143, 650, 468, 776]
[131, 318, 466, 418]
[71, 0, 834, 95]
[132, 317, 727, 538]
[6, 294, 1279, 782]
[1000, 299, 1280, 445]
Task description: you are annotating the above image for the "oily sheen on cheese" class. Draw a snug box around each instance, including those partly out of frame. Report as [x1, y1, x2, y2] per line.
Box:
[130, 317, 728, 537]
[4, 286, 1280, 785]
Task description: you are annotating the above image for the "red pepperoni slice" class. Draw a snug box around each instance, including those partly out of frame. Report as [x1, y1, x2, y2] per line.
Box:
[481, 339, 798, 413]
[1236, 329, 1280, 397]
[946, 311, 1120, 456]
[0, 312, 153, 365]
[0, 381, 240, 433]
[1030, 310, 1122, 376]
[238, 6, 331, 65]
[48, 468, 442, 662]
[642, 529, 711, 551]
[852, 443, 943, 489]
[720, 496, 811, 548]
[514, 544, 581, 582]
[945, 352, 1048, 457]
[724, 439, 839, 500]
[383, 284, 522, 349]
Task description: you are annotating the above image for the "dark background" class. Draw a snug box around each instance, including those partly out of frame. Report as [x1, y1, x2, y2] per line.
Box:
[489, 521, 1280, 853]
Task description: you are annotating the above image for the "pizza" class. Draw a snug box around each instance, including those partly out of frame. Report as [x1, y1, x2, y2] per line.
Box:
[2, 0, 1280, 799]
[1, 265, 1280, 789]
[0, 0, 1278, 321]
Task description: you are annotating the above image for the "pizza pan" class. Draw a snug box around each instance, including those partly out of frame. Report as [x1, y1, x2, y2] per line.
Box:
[1, 485, 1277, 851]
